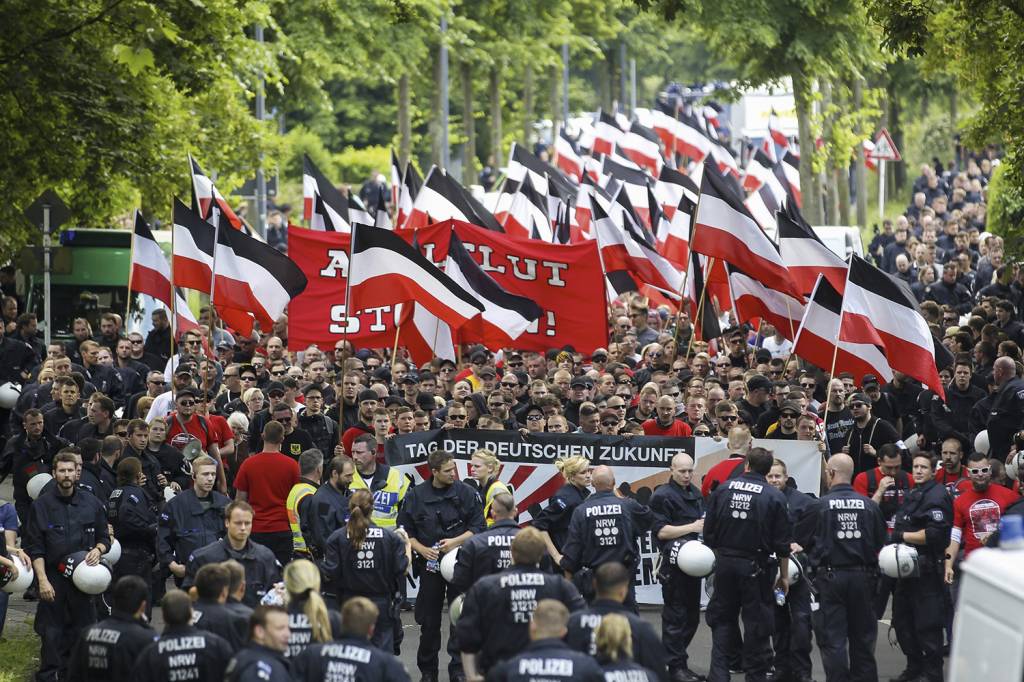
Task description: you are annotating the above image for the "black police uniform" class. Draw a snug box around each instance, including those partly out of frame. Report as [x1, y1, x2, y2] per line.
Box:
[808, 482, 886, 682]
[304, 482, 350, 559]
[558, 490, 653, 609]
[649, 478, 704, 676]
[66, 611, 157, 682]
[24, 485, 111, 682]
[451, 518, 520, 594]
[285, 595, 344, 658]
[322, 523, 408, 653]
[191, 597, 249, 652]
[889, 479, 952, 682]
[0, 429, 62, 525]
[157, 488, 230, 583]
[0, 334, 36, 438]
[184, 538, 281, 608]
[397, 477, 485, 680]
[599, 657, 660, 682]
[226, 642, 292, 682]
[122, 444, 168, 507]
[108, 483, 159, 595]
[987, 377, 1024, 461]
[702, 472, 792, 682]
[131, 625, 235, 682]
[293, 635, 413, 682]
[566, 598, 668, 681]
[531, 482, 589, 568]
[772, 485, 819, 682]
[457, 565, 586, 672]
[485, 638, 604, 682]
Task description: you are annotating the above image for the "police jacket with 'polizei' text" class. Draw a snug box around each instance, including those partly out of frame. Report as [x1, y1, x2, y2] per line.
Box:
[25, 487, 110, 571]
[451, 518, 520, 594]
[292, 636, 412, 682]
[184, 538, 280, 608]
[809, 483, 886, 570]
[108, 484, 158, 552]
[703, 472, 792, 560]
[485, 638, 604, 682]
[131, 625, 234, 682]
[322, 523, 408, 599]
[565, 599, 668, 681]
[157, 488, 230, 568]
[66, 612, 157, 682]
[559, 490, 653, 573]
[457, 565, 586, 670]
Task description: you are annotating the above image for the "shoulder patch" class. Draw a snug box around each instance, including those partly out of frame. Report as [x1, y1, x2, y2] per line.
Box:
[931, 509, 945, 522]
[554, 497, 567, 509]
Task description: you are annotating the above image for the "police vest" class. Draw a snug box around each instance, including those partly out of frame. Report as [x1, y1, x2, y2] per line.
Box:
[482, 478, 513, 527]
[286, 481, 317, 555]
[350, 468, 409, 527]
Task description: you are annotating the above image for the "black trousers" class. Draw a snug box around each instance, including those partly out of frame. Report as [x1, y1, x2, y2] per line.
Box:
[112, 547, 157, 617]
[251, 530, 293, 567]
[414, 569, 461, 677]
[34, 573, 97, 682]
[662, 570, 702, 671]
[772, 577, 813, 680]
[813, 569, 878, 682]
[706, 556, 774, 682]
[892, 569, 945, 682]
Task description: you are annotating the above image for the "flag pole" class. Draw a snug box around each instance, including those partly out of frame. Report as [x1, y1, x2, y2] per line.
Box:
[822, 261, 854, 438]
[390, 323, 402, 376]
[170, 203, 178, 373]
[127, 210, 137, 332]
[685, 257, 714, 361]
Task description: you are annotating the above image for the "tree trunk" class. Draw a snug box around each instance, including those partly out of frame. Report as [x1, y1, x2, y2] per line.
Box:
[550, 64, 560, 137]
[821, 79, 838, 224]
[523, 63, 534, 146]
[461, 61, 476, 186]
[792, 70, 822, 224]
[489, 66, 503, 167]
[949, 86, 958, 167]
[888, 78, 904, 193]
[854, 76, 868, 229]
[398, 73, 411, 169]
[430, 48, 442, 166]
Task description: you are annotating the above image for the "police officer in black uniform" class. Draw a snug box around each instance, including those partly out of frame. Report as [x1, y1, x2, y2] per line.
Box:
[767, 458, 819, 682]
[703, 447, 792, 682]
[565, 562, 668, 681]
[451, 492, 520, 594]
[132, 589, 235, 682]
[0, 324, 36, 442]
[808, 453, 886, 682]
[322, 488, 408, 652]
[304, 455, 353, 559]
[889, 453, 952, 682]
[457, 527, 585, 678]
[25, 449, 111, 682]
[531, 455, 591, 572]
[184, 500, 281, 607]
[190, 562, 248, 651]
[649, 453, 705, 682]
[397, 450, 485, 682]
[987, 356, 1024, 461]
[485, 599, 604, 682]
[226, 604, 293, 682]
[66, 576, 157, 682]
[559, 465, 652, 609]
[158, 454, 229, 586]
[292, 596, 412, 682]
[0, 408, 62, 526]
[108, 456, 159, 604]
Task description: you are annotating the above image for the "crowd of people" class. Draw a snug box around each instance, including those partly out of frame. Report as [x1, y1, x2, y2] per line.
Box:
[0, 149, 1023, 681]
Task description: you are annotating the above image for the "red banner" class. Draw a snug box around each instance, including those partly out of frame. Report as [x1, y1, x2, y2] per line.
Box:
[287, 222, 608, 354]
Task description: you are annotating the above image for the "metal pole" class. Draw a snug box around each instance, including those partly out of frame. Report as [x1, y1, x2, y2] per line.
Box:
[630, 58, 636, 115]
[619, 42, 627, 114]
[42, 205, 51, 347]
[254, 24, 267, 239]
[878, 159, 886, 220]
[561, 42, 570, 124]
[440, 13, 450, 170]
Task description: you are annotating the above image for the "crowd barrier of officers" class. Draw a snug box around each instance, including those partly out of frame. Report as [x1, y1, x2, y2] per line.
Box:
[3, 422, 990, 682]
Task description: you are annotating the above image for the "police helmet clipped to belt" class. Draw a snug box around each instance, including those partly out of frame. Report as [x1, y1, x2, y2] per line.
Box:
[440, 547, 460, 583]
[60, 551, 113, 595]
[0, 382, 21, 409]
[449, 593, 465, 625]
[674, 540, 716, 578]
[0, 555, 34, 593]
[879, 543, 920, 579]
[103, 538, 122, 566]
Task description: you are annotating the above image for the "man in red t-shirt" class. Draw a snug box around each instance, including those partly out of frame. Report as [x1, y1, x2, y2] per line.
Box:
[701, 425, 750, 497]
[945, 450, 1020, 582]
[934, 437, 969, 495]
[233, 420, 299, 566]
[643, 395, 694, 437]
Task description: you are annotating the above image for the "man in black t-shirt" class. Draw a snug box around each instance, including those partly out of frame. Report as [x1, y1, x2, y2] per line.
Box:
[820, 379, 854, 455]
[271, 403, 313, 461]
[843, 393, 901, 475]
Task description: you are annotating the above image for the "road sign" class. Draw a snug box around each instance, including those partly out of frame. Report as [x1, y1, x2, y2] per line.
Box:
[870, 128, 901, 162]
[23, 189, 70, 232]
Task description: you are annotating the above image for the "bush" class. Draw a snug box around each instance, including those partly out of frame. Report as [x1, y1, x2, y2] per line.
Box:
[987, 152, 1024, 257]
[333, 146, 391, 186]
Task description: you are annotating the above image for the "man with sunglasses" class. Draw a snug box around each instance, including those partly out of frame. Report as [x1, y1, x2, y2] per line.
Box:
[246, 381, 288, 453]
[271, 402, 314, 461]
[945, 449, 1017, 580]
[126, 370, 168, 420]
[163, 330, 204, 382]
[842, 393, 900, 476]
[765, 401, 802, 441]
[712, 400, 740, 439]
[214, 364, 245, 415]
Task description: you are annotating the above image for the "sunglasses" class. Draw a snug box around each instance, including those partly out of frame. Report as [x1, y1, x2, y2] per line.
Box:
[694, 430, 711, 436]
[719, 415, 738, 422]
[851, 402, 867, 408]
[449, 414, 467, 420]
[241, 376, 256, 381]
[601, 421, 618, 427]
[271, 370, 287, 376]
[149, 379, 165, 385]
[967, 466, 991, 475]
[115, 431, 128, 437]
[608, 404, 625, 409]
[800, 382, 815, 389]
[592, 356, 607, 362]
[177, 400, 195, 407]
[130, 339, 144, 345]
[618, 380, 633, 386]
[268, 392, 285, 399]
[507, 361, 523, 368]
[185, 340, 201, 346]
[666, 391, 681, 398]
[275, 416, 292, 423]
[501, 383, 519, 388]
[526, 414, 544, 421]
[781, 413, 798, 419]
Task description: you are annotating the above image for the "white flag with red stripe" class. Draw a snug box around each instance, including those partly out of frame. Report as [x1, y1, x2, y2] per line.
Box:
[777, 205, 846, 296]
[728, 264, 805, 341]
[593, 110, 625, 156]
[130, 211, 199, 332]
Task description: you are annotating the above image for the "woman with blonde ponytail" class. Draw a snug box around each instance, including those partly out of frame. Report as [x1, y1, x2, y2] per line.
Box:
[531, 454, 592, 566]
[595, 614, 658, 680]
[283, 559, 342, 657]
[322, 488, 409, 653]
[468, 449, 513, 527]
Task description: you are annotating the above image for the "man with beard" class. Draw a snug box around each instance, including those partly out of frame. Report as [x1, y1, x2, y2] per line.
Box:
[819, 379, 854, 456]
[842, 393, 900, 475]
[1, 408, 63, 526]
[341, 390, 380, 455]
[326, 372, 362, 432]
[114, 338, 148, 398]
[297, 384, 339, 457]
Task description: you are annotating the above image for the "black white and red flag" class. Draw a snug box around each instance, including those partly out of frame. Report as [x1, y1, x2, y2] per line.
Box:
[396, 161, 422, 229]
[347, 223, 484, 330]
[742, 148, 777, 193]
[130, 211, 199, 332]
[303, 154, 349, 224]
[310, 190, 350, 232]
[347, 194, 374, 227]
[779, 151, 802, 208]
[655, 191, 692, 271]
[792, 273, 892, 384]
[675, 112, 713, 163]
[839, 255, 945, 398]
[407, 167, 502, 232]
[390, 149, 403, 209]
[727, 264, 805, 341]
[686, 253, 722, 341]
[620, 120, 664, 175]
[501, 175, 552, 242]
[593, 110, 625, 156]
[592, 195, 683, 295]
[777, 204, 846, 296]
[691, 161, 802, 299]
[188, 154, 244, 231]
[172, 198, 217, 294]
[602, 155, 652, 227]
[768, 110, 789, 148]
[654, 165, 699, 220]
[554, 128, 584, 182]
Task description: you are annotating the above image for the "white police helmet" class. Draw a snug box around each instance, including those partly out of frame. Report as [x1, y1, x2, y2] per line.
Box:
[1, 555, 34, 593]
[675, 540, 715, 577]
[103, 538, 121, 566]
[449, 593, 465, 625]
[62, 552, 112, 595]
[1006, 449, 1024, 482]
[27, 472, 53, 500]
[878, 544, 920, 579]
[0, 382, 20, 409]
[974, 430, 990, 456]
[440, 547, 460, 583]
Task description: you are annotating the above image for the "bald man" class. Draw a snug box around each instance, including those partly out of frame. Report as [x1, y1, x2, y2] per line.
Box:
[559, 465, 653, 611]
[810, 453, 887, 682]
[987, 356, 1024, 461]
[643, 396, 693, 437]
[649, 454, 705, 681]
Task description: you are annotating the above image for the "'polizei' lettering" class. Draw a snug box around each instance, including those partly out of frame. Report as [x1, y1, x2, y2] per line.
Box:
[829, 499, 866, 510]
[728, 480, 764, 494]
[518, 658, 574, 676]
[585, 504, 623, 517]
